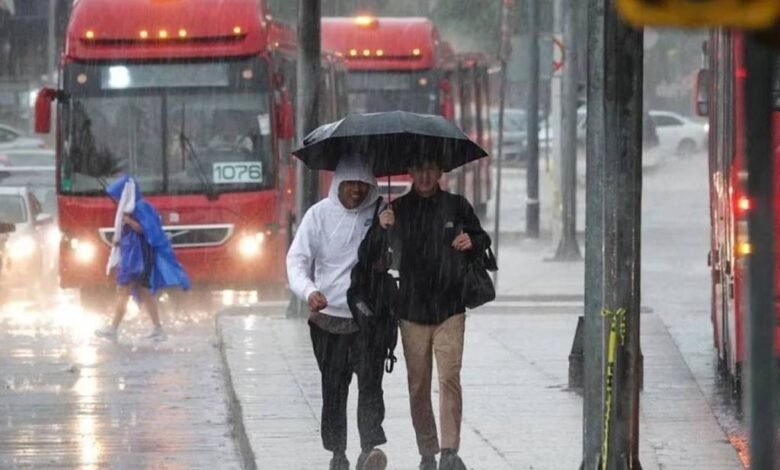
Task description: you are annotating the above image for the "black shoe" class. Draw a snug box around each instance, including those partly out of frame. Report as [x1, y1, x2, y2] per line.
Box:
[329, 452, 350, 470]
[419, 455, 437, 470]
[438, 449, 466, 470]
[357, 447, 387, 470]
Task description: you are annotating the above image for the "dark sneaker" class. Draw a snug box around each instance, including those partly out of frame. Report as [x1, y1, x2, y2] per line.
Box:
[438, 449, 466, 470]
[329, 452, 349, 470]
[357, 447, 387, 470]
[420, 455, 437, 470]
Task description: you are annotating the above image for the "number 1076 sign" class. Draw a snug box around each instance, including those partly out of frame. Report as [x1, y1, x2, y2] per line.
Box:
[213, 162, 263, 184]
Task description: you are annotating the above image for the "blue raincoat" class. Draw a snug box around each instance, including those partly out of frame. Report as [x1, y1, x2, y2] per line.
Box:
[106, 175, 191, 294]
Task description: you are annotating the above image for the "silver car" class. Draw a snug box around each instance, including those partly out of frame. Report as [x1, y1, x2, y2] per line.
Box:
[490, 108, 527, 162]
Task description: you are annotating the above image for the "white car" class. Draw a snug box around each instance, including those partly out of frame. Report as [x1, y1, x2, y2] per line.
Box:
[648, 110, 708, 157]
[0, 148, 54, 167]
[0, 185, 58, 301]
[0, 124, 46, 151]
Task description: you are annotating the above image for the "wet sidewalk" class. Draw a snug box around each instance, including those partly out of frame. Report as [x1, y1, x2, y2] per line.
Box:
[217, 305, 741, 469]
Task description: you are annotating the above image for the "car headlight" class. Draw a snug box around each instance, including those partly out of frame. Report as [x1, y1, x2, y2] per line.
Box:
[70, 238, 97, 264]
[703, 122, 709, 134]
[238, 232, 265, 258]
[8, 235, 36, 260]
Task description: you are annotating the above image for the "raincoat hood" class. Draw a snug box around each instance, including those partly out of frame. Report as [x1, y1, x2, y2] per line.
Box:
[286, 155, 384, 320]
[327, 154, 380, 211]
[106, 174, 142, 203]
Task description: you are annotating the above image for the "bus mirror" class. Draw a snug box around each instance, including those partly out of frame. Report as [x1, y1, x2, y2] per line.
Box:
[275, 89, 294, 140]
[35, 88, 57, 134]
[695, 69, 710, 117]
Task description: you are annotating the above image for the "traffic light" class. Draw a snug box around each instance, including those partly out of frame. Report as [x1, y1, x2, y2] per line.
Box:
[616, 0, 780, 28]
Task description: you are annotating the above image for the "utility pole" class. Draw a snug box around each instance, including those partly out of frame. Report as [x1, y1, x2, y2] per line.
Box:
[553, 0, 581, 260]
[493, 0, 515, 288]
[47, 0, 56, 79]
[582, 0, 643, 467]
[743, 32, 776, 470]
[296, 0, 322, 215]
[289, 0, 322, 317]
[525, 0, 540, 237]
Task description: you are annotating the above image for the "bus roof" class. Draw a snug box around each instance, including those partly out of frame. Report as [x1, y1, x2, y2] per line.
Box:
[67, 0, 294, 61]
[321, 17, 441, 71]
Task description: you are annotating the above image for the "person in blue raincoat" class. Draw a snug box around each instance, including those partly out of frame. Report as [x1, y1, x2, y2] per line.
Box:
[95, 174, 191, 341]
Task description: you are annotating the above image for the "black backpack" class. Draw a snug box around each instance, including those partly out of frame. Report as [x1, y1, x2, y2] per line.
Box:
[347, 199, 400, 372]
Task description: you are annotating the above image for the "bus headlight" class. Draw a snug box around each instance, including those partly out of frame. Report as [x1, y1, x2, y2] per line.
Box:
[238, 232, 265, 258]
[8, 235, 36, 260]
[70, 238, 97, 264]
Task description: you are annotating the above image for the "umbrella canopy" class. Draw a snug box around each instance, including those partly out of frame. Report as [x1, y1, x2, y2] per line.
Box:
[292, 111, 488, 176]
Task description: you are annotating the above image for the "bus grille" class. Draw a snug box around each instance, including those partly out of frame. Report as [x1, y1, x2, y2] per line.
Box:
[99, 224, 234, 248]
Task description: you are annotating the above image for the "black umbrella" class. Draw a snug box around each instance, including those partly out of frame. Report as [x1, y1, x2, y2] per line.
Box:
[292, 111, 488, 176]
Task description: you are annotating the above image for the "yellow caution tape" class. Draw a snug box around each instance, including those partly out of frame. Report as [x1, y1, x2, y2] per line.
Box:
[600, 308, 626, 470]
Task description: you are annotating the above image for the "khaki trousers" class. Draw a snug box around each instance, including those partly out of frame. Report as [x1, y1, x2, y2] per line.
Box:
[400, 313, 465, 456]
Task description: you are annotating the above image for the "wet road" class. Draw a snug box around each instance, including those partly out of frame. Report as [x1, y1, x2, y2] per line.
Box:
[642, 153, 748, 467]
[0, 292, 240, 469]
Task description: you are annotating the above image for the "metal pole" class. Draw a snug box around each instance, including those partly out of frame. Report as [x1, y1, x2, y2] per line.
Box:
[603, 0, 643, 464]
[582, 0, 643, 467]
[493, 64, 507, 288]
[743, 32, 776, 470]
[582, 0, 606, 465]
[553, 0, 582, 260]
[289, 0, 322, 317]
[493, 0, 513, 288]
[297, 0, 322, 213]
[47, 0, 56, 79]
[526, 0, 540, 237]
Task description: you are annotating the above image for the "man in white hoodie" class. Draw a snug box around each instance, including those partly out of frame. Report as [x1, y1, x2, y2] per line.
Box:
[287, 155, 388, 470]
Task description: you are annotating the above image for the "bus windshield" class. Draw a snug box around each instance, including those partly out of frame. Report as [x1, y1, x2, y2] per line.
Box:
[347, 71, 438, 114]
[60, 59, 273, 196]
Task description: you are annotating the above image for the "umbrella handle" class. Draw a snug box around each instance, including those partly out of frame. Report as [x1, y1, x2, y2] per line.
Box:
[387, 175, 392, 203]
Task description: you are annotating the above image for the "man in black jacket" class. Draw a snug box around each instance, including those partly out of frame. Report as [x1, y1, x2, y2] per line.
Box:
[359, 157, 490, 470]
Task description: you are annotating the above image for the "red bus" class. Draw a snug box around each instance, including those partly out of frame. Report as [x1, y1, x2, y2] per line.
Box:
[700, 30, 780, 388]
[34, 0, 348, 308]
[321, 16, 491, 213]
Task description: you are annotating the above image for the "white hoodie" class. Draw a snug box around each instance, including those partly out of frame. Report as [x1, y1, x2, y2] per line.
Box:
[286, 155, 382, 319]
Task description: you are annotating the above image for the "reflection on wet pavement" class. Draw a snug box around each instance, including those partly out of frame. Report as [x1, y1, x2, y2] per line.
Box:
[0, 291, 239, 469]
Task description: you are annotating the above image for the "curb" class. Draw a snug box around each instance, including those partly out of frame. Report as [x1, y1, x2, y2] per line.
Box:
[214, 313, 257, 470]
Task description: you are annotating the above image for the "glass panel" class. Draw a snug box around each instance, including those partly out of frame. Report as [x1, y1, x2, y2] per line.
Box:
[0, 195, 27, 223]
[348, 90, 437, 114]
[61, 90, 271, 195]
[100, 64, 230, 90]
[346, 71, 438, 114]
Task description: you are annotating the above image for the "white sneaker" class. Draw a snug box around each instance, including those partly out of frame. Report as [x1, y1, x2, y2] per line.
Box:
[145, 327, 167, 341]
[95, 325, 117, 339]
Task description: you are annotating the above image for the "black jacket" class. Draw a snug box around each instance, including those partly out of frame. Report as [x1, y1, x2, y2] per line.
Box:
[357, 188, 490, 325]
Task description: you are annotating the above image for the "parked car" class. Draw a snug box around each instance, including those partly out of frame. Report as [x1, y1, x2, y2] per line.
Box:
[490, 108, 526, 162]
[576, 107, 660, 150]
[0, 148, 54, 167]
[490, 108, 553, 163]
[0, 173, 58, 302]
[648, 110, 708, 157]
[0, 124, 45, 151]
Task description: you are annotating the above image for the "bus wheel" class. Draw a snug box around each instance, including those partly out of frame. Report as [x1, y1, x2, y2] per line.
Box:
[80, 287, 113, 313]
